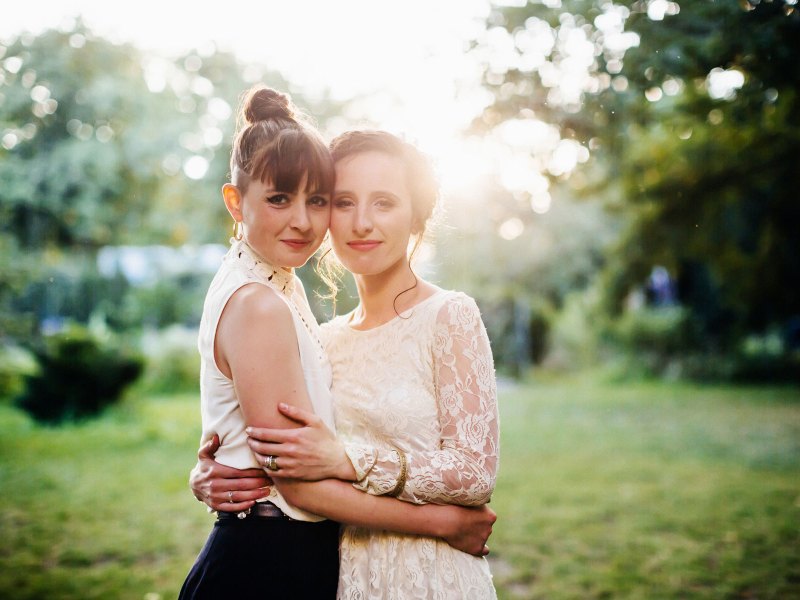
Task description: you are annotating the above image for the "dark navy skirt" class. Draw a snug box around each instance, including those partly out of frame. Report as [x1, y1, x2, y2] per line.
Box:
[179, 514, 340, 599]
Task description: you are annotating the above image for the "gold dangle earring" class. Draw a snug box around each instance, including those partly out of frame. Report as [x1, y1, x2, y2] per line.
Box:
[233, 220, 243, 241]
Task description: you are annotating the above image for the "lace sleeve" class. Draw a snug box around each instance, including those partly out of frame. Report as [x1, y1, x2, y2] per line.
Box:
[346, 294, 500, 505]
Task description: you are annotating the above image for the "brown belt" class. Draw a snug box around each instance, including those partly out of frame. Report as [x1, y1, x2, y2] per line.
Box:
[217, 502, 289, 521]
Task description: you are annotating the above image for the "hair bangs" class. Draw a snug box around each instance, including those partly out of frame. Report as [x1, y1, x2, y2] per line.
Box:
[250, 129, 335, 195]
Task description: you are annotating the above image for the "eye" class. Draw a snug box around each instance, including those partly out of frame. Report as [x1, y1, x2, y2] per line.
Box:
[308, 195, 329, 208]
[266, 193, 290, 206]
[333, 196, 355, 209]
[375, 196, 395, 209]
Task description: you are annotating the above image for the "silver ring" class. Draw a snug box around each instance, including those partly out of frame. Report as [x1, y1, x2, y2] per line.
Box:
[228, 490, 234, 503]
[265, 455, 279, 471]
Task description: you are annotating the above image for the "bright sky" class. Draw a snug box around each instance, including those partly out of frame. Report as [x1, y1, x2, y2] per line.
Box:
[4, 0, 607, 226]
[4, 1, 494, 177]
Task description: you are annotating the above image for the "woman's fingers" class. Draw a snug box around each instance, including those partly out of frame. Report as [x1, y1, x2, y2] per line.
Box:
[277, 402, 319, 426]
[208, 461, 266, 479]
[246, 426, 293, 444]
[197, 433, 221, 459]
[210, 476, 271, 492]
[209, 485, 271, 512]
[246, 438, 286, 457]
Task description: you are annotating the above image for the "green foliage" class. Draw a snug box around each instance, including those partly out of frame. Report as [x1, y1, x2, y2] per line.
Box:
[139, 350, 199, 395]
[1, 24, 160, 249]
[0, 343, 36, 403]
[16, 324, 143, 423]
[0, 234, 38, 342]
[136, 326, 200, 394]
[545, 290, 606, 370]
[612, 305, 695, 354]
[0, 22, 347, 353]
[480, 0, 800, 376]
[601, 308, 800, 383]
[435, 192, 618, 375]
[110, 275, 209, 331]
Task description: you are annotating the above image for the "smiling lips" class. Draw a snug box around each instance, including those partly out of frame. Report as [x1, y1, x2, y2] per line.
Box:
[347, 240, 382, 251]
[281, 239, 312, 250]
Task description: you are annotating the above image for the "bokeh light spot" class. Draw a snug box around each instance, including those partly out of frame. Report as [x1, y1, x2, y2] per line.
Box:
[183, 155, 209, 180]
[499, 217, 525, 241]
[707, 68, 745, 101]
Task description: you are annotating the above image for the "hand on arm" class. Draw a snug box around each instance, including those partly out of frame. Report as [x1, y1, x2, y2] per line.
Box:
[246, 403, 357, 481]
[189, 433, 272, 512]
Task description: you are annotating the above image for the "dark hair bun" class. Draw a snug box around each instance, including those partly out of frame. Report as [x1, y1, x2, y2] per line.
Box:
[243, 87, 296, 123]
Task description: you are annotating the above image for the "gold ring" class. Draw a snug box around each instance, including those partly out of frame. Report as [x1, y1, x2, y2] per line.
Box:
[265, 455, 279, 471]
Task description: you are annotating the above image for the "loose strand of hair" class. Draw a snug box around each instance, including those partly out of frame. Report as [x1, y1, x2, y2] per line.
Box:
[315, 245, 344, 316]
[392, 235, 425, 319]
[392, 266, 420, 320]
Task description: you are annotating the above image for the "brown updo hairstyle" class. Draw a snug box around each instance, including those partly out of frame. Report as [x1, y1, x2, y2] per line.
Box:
[230, 86, 334, 197]
[320, 130, 440, 313]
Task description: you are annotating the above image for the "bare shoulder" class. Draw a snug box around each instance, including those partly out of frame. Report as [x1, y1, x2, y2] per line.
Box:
[226, 282, 293, 323]
[220, 283, 297, 350]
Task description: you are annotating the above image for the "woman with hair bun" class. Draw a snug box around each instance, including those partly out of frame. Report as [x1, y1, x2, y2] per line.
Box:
[192, 127, 499, 598]
[180, 89, 495, 599]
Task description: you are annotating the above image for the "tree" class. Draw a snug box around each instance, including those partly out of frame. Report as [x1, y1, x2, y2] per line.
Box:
[478, 0, 800, 358]
[0, 21, 342, 342]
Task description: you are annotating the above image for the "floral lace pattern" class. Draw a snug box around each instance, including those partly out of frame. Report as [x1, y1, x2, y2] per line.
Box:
[323, 290, 498, 599]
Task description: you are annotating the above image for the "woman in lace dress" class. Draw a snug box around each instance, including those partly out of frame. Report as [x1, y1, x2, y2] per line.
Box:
[327, 131, 499, 599]
[181, 90, 495, 599]
[244, 131, 499, 599]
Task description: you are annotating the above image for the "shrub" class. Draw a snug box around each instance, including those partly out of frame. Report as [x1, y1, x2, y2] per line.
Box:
[0, 344, 37, 404]
[136, 326, 200, 393]
[545, 291, 604, 370]
[16, 325, 144, 423]
[611, 306, 697, 356]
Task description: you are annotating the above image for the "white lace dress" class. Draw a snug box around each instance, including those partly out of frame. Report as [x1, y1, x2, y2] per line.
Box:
[322, 289, 499, 600]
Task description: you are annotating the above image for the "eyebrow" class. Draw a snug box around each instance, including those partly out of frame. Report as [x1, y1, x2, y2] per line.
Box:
[265, 188, 330, 195]
[332, 190, 401, 199]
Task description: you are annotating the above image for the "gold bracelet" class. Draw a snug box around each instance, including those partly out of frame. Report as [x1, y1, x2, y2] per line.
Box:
[389, 447, 408, 498]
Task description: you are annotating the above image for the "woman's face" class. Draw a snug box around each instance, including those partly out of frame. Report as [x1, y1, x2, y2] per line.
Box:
[225, 174, 330, 269]
[330, 151, 416, 277]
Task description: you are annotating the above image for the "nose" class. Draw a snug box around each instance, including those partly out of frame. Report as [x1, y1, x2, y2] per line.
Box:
[289, 201, 311, 233]
[353, 204, 373, 236]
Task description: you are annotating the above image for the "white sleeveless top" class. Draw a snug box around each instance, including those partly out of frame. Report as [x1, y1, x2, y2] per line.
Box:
[197, 239, 335, 521]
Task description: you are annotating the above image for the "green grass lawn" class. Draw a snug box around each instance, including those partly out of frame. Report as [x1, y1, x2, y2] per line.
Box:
[0, 378, 798, 599]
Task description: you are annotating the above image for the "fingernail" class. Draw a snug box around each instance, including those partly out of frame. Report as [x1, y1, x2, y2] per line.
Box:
[279, 403, 288, 411]
[245, 427, 252, 434]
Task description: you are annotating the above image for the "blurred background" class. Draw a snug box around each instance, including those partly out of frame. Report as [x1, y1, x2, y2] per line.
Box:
[1, 1, 798, 598]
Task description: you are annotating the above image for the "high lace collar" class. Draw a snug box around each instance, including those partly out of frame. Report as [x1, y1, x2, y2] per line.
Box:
[229, 239, 295, 296]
